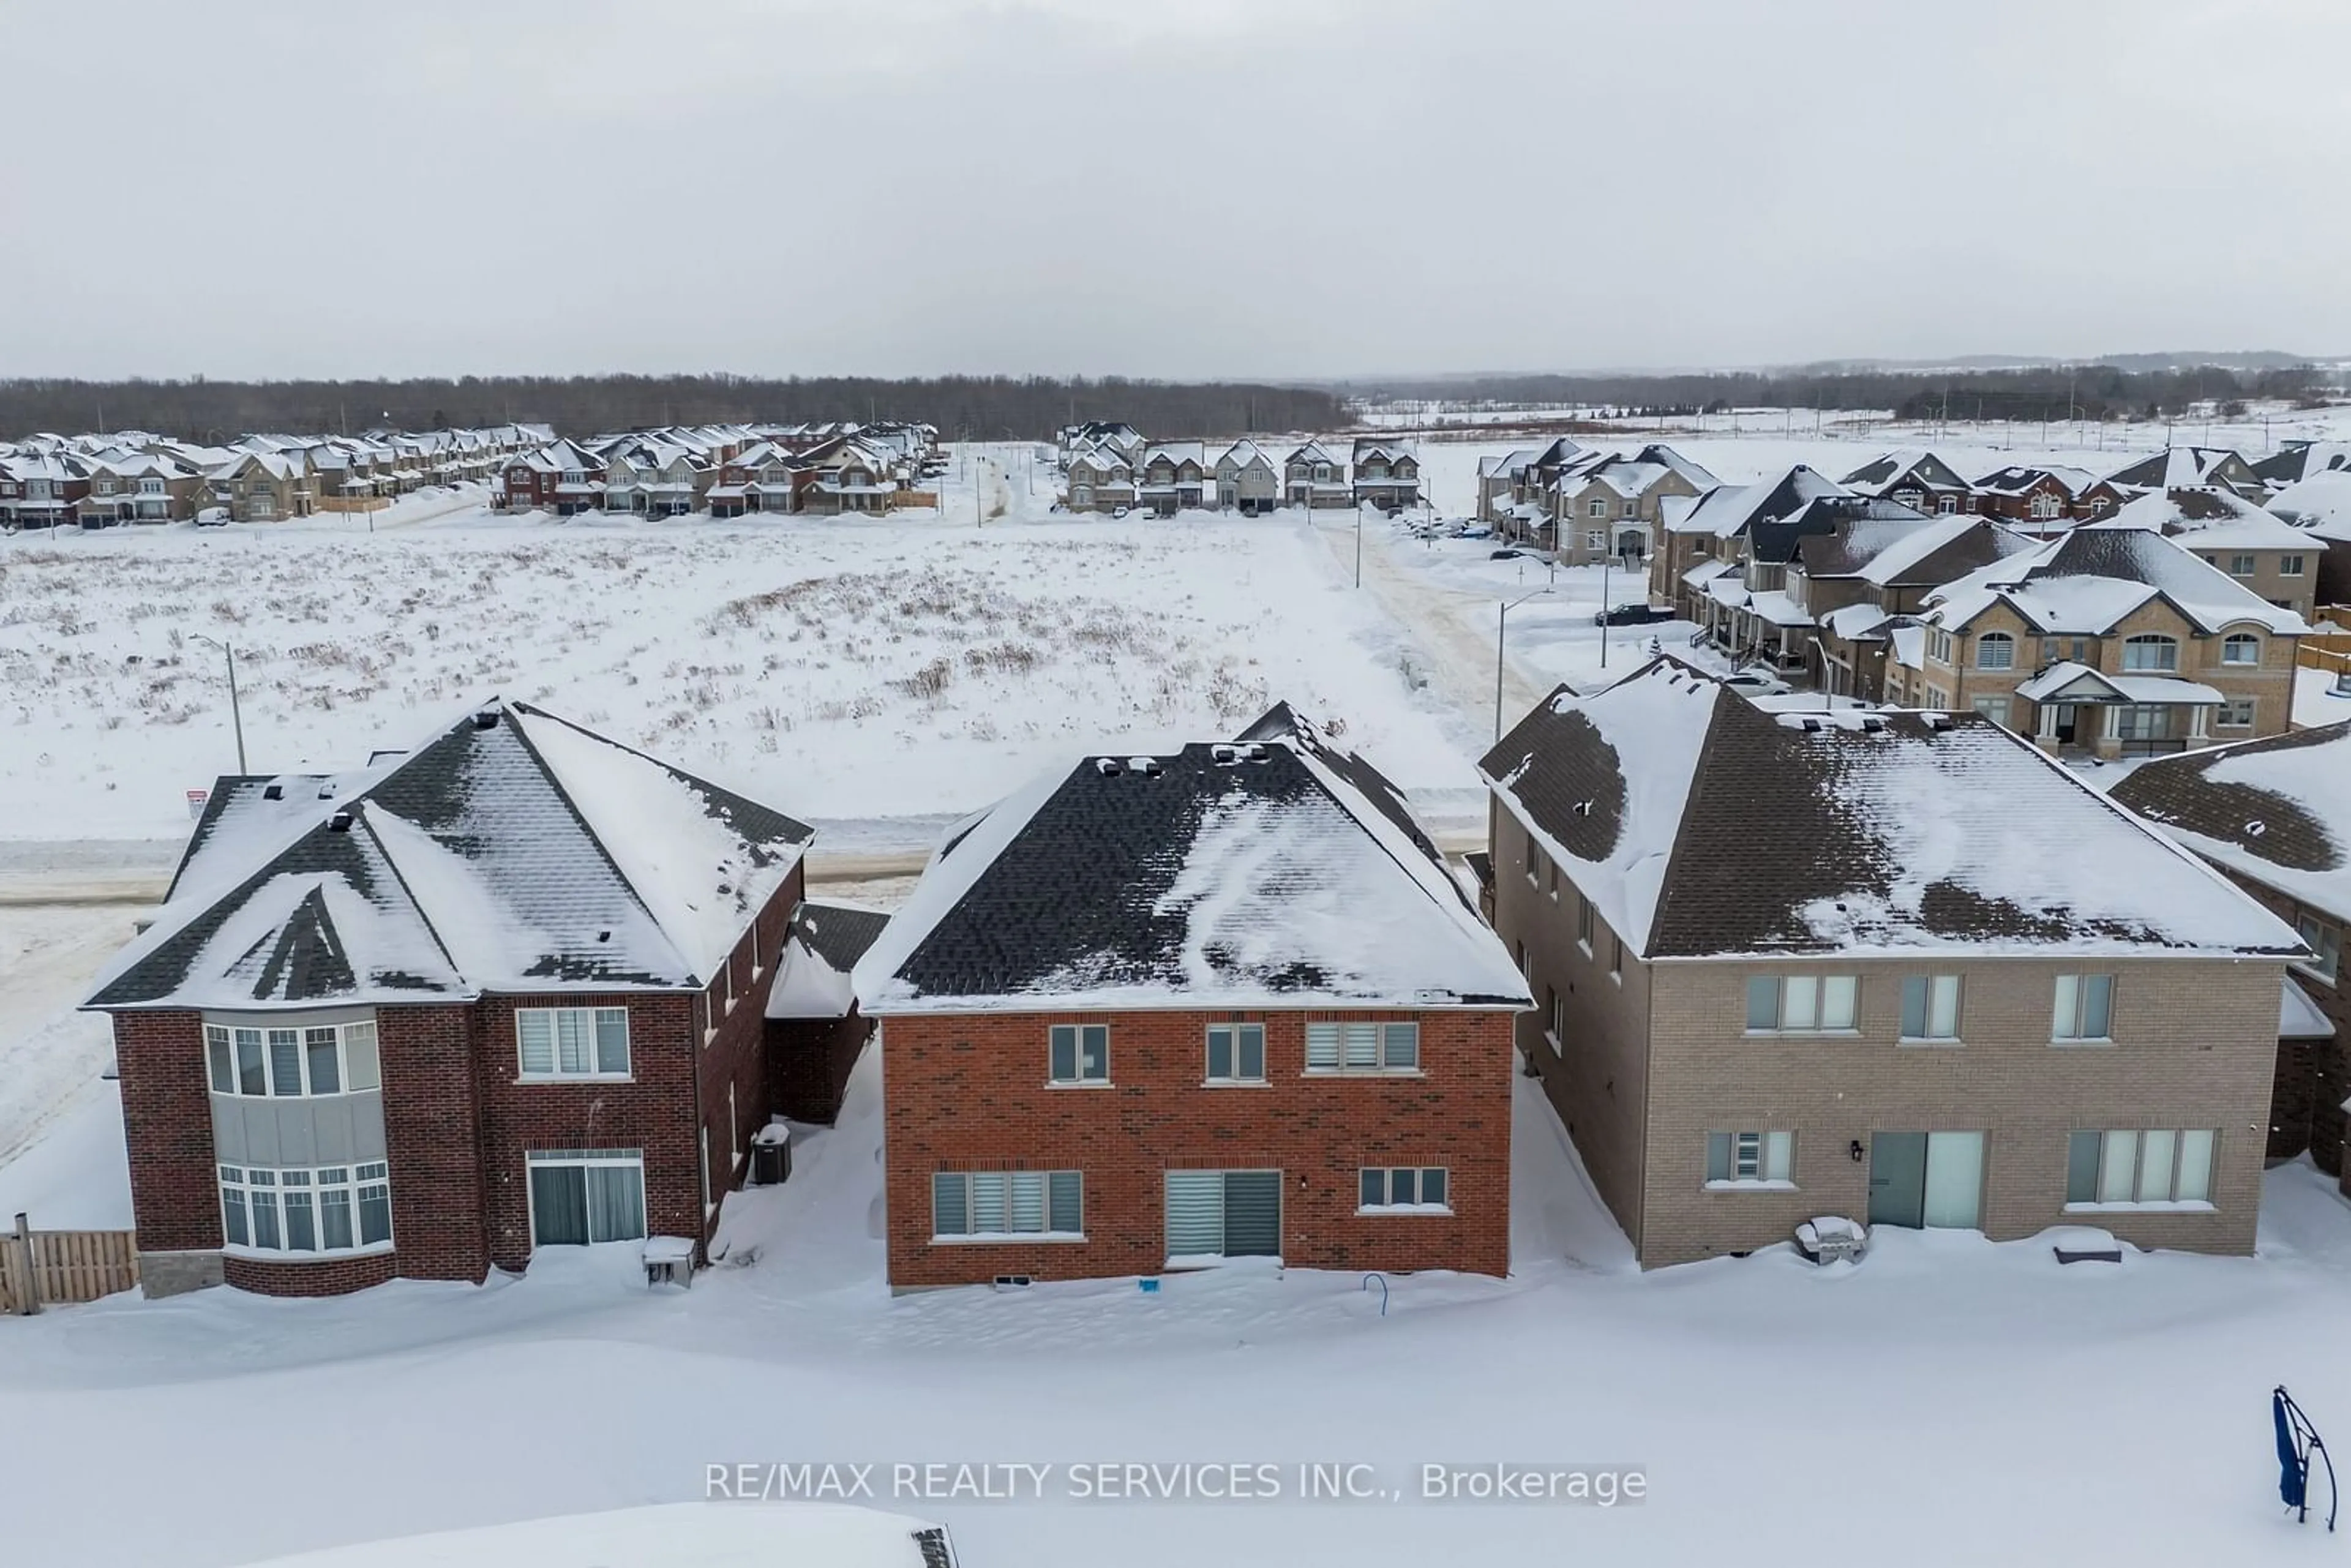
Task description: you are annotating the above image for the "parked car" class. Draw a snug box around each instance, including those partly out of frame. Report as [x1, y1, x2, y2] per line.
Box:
[1454, 523, 1495, 540]
[1490, 547, 1528, 561]
[195, 506, 230, 527]
[1592, 602, 1676, 627]
[1722, 666, 1794, 697]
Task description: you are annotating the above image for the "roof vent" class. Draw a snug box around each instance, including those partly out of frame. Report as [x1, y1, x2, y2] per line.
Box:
[1095, 757, 1123, 777]
[598, 929, 612, 942]
[1130, 757, 1163, 778]
[317, 782, 337, 800]
[1210, 744, 1240, 765]
[1241, 743, 1269, 763]
[328, 810, 354, 833]
[1573, 800, 1594, 817]
[1800, 718, 1823, 733]
[261, 783, 284, 801]
[2247, 820, 2267, 839]
[1923, 713, 1954, 731]
[1859, 716, 1886, 733]
[473, 708, 501, 730]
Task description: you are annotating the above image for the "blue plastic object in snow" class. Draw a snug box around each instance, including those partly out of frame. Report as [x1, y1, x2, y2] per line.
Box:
[1137, 1278, 1160, 1294]
[2274, 1385, 2337, 1531]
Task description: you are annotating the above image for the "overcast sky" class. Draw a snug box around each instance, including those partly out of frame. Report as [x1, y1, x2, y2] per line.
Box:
[5, 0, 2345, 382]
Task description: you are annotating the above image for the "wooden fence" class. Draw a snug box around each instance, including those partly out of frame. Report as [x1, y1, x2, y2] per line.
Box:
[0, 1216, 140, 1315]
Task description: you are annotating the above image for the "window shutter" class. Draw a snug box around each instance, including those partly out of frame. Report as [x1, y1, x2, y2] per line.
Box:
[1306, 1024, 1340, 1070]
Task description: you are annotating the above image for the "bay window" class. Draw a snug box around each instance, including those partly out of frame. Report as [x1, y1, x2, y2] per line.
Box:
[219, 1161, 392, 1255]
[204, 1016, 379, 1098]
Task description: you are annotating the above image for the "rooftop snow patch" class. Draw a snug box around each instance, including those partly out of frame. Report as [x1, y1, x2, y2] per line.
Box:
[2109, 720, 2351, 925]
[1483, 658, 2301, 960]
[856, 712, 1526, 1015]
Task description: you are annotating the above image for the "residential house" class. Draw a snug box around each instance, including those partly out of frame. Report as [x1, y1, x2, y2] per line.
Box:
[1063, 443, 1138, 514]
[1549, 445, 1720, 567]
[1480, 658, 2305, 1268]
[0, 451, 93, 528]
[1655, 465, 1853, 649]
[1840, 450, 1978, 515]
[78, 451, 204, 525]
[1973, 464, 2126, 532]
[1138, 442, 1208, 516]
[81, 698, 815, 1298]
[1475, 448, 1542, 534]
[851, 706, 1530, 1289]
[498, 440, 606, 515]
[1798, 512, 2031, 701]
[2110, 722, 2350, 1178]
[801, 438, 901, 515]
[2265, 471, 2351, 609]
[2107, 488, 2330, 622]
[1283, 441, 1352, 509]
[601, 439, 714, 517]
[1212, 440, 1281, 515]
[1057, 421, 1145, 470]
[1350, 438, 1422, 513]
[2106, 445, 2268, 503]
[211, 451, 314, 522]
[2253, 441, 2351, 493]
[708, 440, 808, 518]
[1888, 522, 2309, 752]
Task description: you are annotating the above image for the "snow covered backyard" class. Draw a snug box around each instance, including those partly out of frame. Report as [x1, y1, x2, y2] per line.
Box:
[6, 1048, 2351, 1566]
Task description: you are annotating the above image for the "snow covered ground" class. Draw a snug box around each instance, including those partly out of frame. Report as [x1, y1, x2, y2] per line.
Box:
[6, 1045, 2351, 1566]
[0, 462, 1477, 850]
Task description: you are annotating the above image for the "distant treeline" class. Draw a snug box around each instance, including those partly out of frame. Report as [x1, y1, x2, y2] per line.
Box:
[0, 374, 1353, 444]
[1351, 364, 2334, 422]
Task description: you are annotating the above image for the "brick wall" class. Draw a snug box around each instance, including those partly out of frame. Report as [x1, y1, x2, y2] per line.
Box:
[879, 1006, 1516, 1289]
[1640, 955, 2283, 1266]
[2224, 876, 2349, 1176]
[377, 1002, 492, 1281]
[112, 1009, 220, 1253]
[223, 1251, 398, 1296]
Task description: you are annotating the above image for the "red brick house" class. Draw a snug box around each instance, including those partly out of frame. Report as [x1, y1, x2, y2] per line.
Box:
[83, 698, 817, 1298]
[853, 706, 1530, 1291]
[497, 439, 606, 514]
[1973, 464, 2127, 532]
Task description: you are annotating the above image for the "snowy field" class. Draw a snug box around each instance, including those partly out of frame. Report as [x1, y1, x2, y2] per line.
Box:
[6, 1049, 2351, 1566]
[0, 482, 1479, 850]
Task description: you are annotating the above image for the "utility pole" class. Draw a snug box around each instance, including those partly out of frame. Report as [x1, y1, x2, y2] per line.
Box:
[192, 634, 248, 773]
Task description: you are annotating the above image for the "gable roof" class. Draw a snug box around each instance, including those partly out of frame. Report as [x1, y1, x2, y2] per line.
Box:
[766, 899, 892, 1021]
[1480, 659, 2301, 961]
[2267, 470, 2351, 539]
[1840, 449, 1970, 498]
[2106, 487, 2327, 550]
[1926, 522, 2309, 636]
[2106, 445, 2259, 495]
[852, 707, 1528, 1015]
[2108, 721, 2351, 925]
[87, 700, 811, 1011]
[2254, 441, 2351, 487]
[1666, 465, 1851, 541]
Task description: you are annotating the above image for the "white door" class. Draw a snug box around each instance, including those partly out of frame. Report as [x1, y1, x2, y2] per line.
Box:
[1921, 1131, 1985, 1229]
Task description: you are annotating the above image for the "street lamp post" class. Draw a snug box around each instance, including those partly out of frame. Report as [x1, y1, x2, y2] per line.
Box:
[190, 633, 248, 773]
[1496, 587, 1553, 743]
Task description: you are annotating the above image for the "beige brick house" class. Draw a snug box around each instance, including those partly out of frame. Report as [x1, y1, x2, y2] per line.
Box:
[2105, 487, 2331, 623]
[1480, 659, 2304, 1269]
[1888, 520, 2308, 753]
[1548, 445, 1718, 567]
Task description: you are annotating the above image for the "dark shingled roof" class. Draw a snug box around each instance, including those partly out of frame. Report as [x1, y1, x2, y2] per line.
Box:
[1480, 658, 2300, 959]
[858, 710, 1526, 1012]
[788, 901, 891, 975]
[2109, 720, 2351, 922]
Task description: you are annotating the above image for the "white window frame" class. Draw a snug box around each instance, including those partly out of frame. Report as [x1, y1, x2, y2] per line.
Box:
[1704, 1130, 1795, 1189]
[2281, 554, 2306, 577]
[204, 1015, 380, 1099]
[2121, 635, 2178, 673]
[516, 1006, 632, 1081]
[2217, 699, 2256, 729]
[1744, 974, 1859, 1033]
[524, 1149, 648, 1248]
[1972, 695, 2012, 728]
[1899, 974, 1963, 1043]
[1357, 1167, 1451, 1214]
[1575, 893, 1594, 953]
[1305, 1020, 1420, 1075]
[2052, 973, 2115, 1043]
[2220, 634, 2260, 666]
[1204, 1022, 1266, 1085]
[2066, 1128, 2214, 1209]
[1545, 986, 1564, 1054]
[2227, 554, 2257, 578]
[218, 1160, 393, 1258]
[1974, 632, 2015, 670]
[930, 1169, 1084, 1242]
[1048, 1022, 1110, 1086]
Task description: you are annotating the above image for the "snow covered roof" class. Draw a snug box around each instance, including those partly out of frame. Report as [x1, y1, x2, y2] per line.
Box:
[1974, 463, 2104, 498]
[2105, 445, 2259, 495]
[2106, 488, 2327, 550]
[233, 1502, 951, 1567]
[853, 705, 1528, 1015]
[2260, 470, 2351, 539]
[2255, 440, 2351, 487]
[2012, 662, 2223, 707]
[1667, 466, 1851, 541]
[767, 900, 891, 1021]
[2109, 720, 2351, 925]
[87, 700, 811, 1011]
[1926, 523, 2309, 637]
[1840, 449, 1971, 498]
[1842, 514, 2030, 588]
[2283, 977, 2336, 1040]
[1480, 658, 2302, 961]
